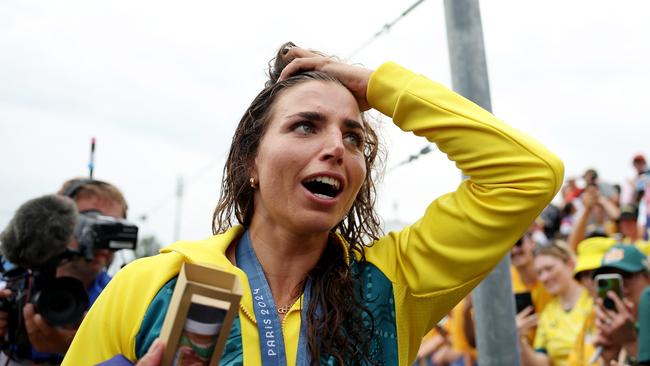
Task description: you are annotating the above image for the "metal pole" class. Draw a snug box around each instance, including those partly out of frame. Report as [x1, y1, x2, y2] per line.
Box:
[443, 1, 520, 364]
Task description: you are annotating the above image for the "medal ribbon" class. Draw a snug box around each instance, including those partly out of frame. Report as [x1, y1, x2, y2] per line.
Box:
[236, 231, 313, 365]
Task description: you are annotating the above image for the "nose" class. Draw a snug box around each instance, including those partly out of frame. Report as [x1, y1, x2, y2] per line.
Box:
[538, 271, 549, 282]
[320, 130, 344, 165]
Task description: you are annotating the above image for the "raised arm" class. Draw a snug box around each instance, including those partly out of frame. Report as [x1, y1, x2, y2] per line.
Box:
[364, 62, 563, 298]
[280, 46, 562, 305]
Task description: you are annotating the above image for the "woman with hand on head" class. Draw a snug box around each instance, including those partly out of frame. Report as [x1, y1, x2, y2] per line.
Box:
[63, 42, 563, 365]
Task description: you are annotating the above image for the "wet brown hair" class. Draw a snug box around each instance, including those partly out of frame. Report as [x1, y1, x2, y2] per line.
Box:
[212, 42, 384, 364]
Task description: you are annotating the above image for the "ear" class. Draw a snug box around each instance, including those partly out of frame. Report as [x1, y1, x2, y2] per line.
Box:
[246, 152, 259, 180]
[567, 257, 576, 272]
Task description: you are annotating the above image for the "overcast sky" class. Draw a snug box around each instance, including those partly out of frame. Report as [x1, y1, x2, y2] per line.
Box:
[1, 0, 649, 248]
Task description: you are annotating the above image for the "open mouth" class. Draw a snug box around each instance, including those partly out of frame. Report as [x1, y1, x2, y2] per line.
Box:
[302, 176, 342, 200]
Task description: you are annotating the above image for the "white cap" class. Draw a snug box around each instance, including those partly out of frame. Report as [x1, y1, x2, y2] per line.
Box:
[184, 302, 226, 335]
[184, 318, 222, 336]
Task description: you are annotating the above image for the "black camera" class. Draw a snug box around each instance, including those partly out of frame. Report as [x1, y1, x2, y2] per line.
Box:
[75, 210, 138, 260]
[0, 255, 89, 358]
[0, 195, 138, 358]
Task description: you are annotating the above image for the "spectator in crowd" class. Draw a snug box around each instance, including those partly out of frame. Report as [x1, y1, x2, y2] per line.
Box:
[632, 154, 650, 241]
[415, 324, 448, 365]
[442, 296, 476, 366]
[512, 230, 553, 310]
[566, 237, 617, 366]
[612, 184, 622, 211]
[512, 229, 553, 344]
[583, 169, 598, 187]
[415, 296, 476, 366]
[568, 185, 620, 252]
[493, 161, 645, 366]
[640, 202, 649, 241]
[0, 178, 129, 365]
[582, 169, 617, 201]
[562, 178, 583, 204]
[572, 237, 617, 298]
[54, 179, 128, 303]
[519, 241, 592, 366]
[616, 204, 641, 244]
[593, 244, 650, 364]
[559, 201, 578, 238]
[540, 205, 562, 241]
[632, 154, 648, 204]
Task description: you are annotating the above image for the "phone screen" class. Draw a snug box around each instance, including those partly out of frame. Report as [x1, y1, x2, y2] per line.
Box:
[515, 292, 534, 314]
[595, 274, 623, 311]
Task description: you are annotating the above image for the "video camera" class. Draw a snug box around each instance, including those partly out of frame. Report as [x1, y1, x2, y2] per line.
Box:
[75, 209, 139, 260]
[0, 255, 89, 358]
[0, 194, 138, 358]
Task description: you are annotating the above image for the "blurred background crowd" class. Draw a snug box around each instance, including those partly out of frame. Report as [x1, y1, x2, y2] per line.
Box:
[414, 154, 650, 365]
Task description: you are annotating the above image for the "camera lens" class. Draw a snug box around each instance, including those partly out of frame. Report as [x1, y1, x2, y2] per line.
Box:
[32, 277, 89, 327]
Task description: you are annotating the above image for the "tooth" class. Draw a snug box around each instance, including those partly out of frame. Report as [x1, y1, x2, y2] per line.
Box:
[314, 193, 333, 200]
[307, 176, 340, 190]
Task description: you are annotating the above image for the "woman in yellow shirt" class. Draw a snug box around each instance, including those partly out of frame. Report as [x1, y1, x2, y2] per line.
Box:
[63, 43, 563, 365]
[520, 241, 593, 366]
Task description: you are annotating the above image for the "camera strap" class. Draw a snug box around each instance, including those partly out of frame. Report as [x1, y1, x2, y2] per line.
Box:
[235, 230, 312, 366]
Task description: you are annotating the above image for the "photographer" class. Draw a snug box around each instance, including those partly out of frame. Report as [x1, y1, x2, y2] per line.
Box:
[0, 178, 130, 365]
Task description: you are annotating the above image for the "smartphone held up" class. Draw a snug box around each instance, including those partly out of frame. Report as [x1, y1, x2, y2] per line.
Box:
[595, 273, 623, 311]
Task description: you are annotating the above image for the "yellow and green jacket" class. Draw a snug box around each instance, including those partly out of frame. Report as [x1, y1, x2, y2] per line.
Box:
[63, 62, 564, 365]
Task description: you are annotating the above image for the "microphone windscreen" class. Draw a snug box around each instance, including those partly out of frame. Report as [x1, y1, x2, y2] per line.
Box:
[0, 195, 78, 268]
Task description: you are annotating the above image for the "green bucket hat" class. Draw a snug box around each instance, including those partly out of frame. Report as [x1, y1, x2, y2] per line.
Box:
[598, 243, 648, 274]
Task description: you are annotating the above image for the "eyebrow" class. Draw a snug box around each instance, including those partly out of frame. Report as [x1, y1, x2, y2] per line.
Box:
[288, 111, 364, 131]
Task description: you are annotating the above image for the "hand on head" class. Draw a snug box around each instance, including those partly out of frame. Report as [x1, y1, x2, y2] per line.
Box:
[277, 43, 374, 111]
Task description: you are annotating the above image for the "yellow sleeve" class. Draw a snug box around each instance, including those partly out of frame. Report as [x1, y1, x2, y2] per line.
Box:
[364, 61, 563, 298]
[62, 253, 184, 365]
[367, 63, 563, 296]
[363, 62, 563, 363]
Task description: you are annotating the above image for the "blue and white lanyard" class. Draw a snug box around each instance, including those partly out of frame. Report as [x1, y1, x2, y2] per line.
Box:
[236, 231, 313, 366]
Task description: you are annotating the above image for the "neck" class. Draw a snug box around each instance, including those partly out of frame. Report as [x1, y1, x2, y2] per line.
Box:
[246, 219, 329, 307]
[515, 262, 538, 287]
[558, 280, 583, 310]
